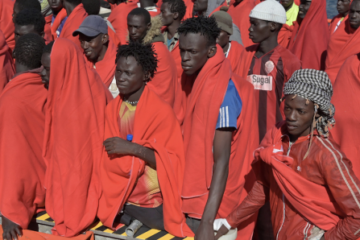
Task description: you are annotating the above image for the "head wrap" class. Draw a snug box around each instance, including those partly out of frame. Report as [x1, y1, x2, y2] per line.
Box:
[283, 69, 335, 137]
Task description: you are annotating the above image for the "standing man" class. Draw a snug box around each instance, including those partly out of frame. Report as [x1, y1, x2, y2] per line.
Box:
[73, 15, 118, 97]
[213, 9, 244, 75]
[128, 8, 178, 108]
[178, 16, 259, 240]
[0, 33, 46, 240]
[329, 0, 351, 33]
[59, 0, 88, 49]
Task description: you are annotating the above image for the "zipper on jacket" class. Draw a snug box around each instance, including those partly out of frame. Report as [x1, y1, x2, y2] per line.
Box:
[276, 141, 293, 240]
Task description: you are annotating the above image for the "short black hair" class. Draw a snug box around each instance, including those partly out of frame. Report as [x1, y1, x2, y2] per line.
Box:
[15, 0, 41, 12]
[43, 41, 54, 54]
[15, 9, 45, 34]
[116, 42, 158, 80]
[14, 33, 45, 69]
[64, 0, 82, 5]
[178, 16, 220, 46]
[83, 0, 101, 15]
[163, 0, 187, 21]
[128, 8, 151, 25]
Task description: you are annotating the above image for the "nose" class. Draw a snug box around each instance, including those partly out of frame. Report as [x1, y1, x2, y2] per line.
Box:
[182, 51, 190, 62]
[287, 110, 297, 121]
[81, 41, 89, 50]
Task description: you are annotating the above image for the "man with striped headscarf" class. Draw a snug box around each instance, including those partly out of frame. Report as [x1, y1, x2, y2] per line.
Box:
[214, 69, 360, 240]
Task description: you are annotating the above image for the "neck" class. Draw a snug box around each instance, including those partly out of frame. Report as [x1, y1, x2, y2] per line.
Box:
[223, 42, 230, 54]
[63, 1, 78, 16]
[284, 2, 293, 11]
[256, 34, 278, 57]
[15, 63, 34, 74]
[342, 11, 349, 17]
[96, 45, 108, 63]
[166, 21, 180, 39]
[140, 0, 155, 8]
[121, 84, 145, 103]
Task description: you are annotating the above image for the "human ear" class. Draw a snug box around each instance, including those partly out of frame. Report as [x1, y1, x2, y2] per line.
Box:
[143, 71, 151, 82]
[173, 12, 179, 20]
[207, 45, 217, 58]
[102, 34, 109, 44]
[147, 22, 152, 31]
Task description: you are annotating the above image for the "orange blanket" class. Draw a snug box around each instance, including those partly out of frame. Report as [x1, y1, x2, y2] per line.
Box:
[98, 86, 194, 237]
[0, 30, 15, 94]
[329, 14, 346, 34]
[278, 24, 294, 48]
[255, 126, 339, 230]
[0, 72, 47, 230]
[180, 46, 258, 238]
[59, 4, 88, 50]
[43, 38, 112, 237]
[0, 0, 15, 51]
[0, 226, 95, 240]
[325, 19, 360, 84]
[288, 0, 329, 70]
[183, 0, 194, 20]
[44, 15, 54, 43]
[228, 0, 255, 48]
[107, 1, 138, 45]
[87, 37, 117, 88]
[331, 54, 360, 180]
[227, 41, 244, 76]
[147, 41, 178, 108]
[51, 9, 67, 40]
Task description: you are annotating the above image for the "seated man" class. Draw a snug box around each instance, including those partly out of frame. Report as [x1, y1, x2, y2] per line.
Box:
[0, 33, 47, 240]
[59, 0, 87, 49]
[14, 9, 45, 44]
[128, 8, 178, 107]
[215, 69, 360, 240]
[73, 15, 118, 97]
[325, 0, 360, 84]
[178, 16, 259, 240]
[213, 9, 244, 75]
[97, 42, 193, 238]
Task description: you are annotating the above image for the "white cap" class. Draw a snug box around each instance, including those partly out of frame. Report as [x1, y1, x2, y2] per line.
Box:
[249, 0, 287, 24]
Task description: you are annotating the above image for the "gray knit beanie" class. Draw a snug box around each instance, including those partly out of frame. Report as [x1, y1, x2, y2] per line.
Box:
[249, 0, 287, 24]
[283, 69, 335, 137]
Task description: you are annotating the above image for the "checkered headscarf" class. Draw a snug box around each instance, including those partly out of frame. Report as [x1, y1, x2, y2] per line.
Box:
[283, 69, 335, 137]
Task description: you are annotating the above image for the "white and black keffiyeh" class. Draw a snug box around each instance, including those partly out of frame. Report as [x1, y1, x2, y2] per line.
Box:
[283, 69, 335, 137]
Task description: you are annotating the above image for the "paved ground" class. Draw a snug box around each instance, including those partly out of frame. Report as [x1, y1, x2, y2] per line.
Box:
[327, 0, 338, 19]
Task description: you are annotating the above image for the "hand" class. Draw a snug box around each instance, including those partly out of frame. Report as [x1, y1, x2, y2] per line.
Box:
[1, 215, 22, 240]
[215, 225, 230, 240]
[195, 222, 215, 240]
[103, 137, 134, 156]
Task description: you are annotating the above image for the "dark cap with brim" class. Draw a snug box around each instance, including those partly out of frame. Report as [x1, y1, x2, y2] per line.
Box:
[73, 15, 108, 37]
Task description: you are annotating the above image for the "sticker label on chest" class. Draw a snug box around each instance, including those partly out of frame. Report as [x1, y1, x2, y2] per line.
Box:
[247, 74, 273, 91]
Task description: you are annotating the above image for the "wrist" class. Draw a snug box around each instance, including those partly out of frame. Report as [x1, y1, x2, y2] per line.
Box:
[128, 142, 138, 156]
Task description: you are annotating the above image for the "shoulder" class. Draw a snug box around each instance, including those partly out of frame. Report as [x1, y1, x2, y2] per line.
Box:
[276, 45, 302, 70]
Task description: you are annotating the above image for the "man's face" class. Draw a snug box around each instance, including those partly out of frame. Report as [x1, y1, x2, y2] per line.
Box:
[41, 52, 51, 90]
[299, 0, 312, 19]
[12, 3, 21, 23]
[280, 0, 294, 9]
[161, 2, 174, 26]
[337, 0, 351, 15]
[179, 32, 216, 76]
[127, 14, 151, 42]
[49, 0, 63, 13]
[193, 0, 208, 13]
[249, 18, 271, 44]
[79, 33, 108, 62]
[216, 30, 229, 50]
[349, 1, 360, 29]
[14, 25, 39, 44]
[115, 56, 146, 96]
[284, 94, 315, 140]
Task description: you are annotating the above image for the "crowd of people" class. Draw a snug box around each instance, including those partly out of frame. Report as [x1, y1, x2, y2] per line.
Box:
[0, 0, 360, 239]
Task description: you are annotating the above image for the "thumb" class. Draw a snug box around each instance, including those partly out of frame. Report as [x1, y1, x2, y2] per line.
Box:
[215, 225, 229, 240]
